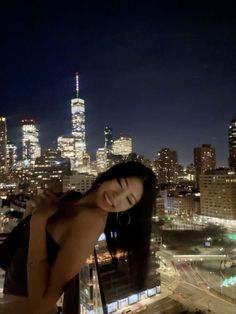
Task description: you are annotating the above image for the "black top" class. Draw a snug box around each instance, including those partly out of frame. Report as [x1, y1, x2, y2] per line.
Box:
[3, 216, 79, 312]
[3, 217, 60, 296]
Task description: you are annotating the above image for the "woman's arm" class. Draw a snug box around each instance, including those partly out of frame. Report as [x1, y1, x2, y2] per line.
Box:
[27, 202, 106, 314]
[27, 191, 59, 314]
[27, 215, 55, 312]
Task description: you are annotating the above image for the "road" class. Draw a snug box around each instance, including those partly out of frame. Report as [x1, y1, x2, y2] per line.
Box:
[146, 297, 183, 314]
[158, 248, 236, 314]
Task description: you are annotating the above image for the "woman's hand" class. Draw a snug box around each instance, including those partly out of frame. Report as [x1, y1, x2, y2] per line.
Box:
[30, 190, 59, 221]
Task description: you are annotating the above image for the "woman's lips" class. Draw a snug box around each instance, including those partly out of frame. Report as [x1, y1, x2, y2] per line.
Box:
[104, 192, 114, 207]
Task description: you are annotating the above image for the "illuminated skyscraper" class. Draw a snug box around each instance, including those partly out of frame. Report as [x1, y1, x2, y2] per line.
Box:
[21, 119, 41, 165]
[112, 136, 132, 157]
[104, 126, 113, 151]
[0, 117, 7, 171]
[6, 141, 17, 170]
[155, 148, 179, 184]
[71, 73, 86, 169]
[194, 144, 216, 189]
[228, 116, 236, 169]
[57, 136, 75, 170]
[96, 148, 107, 173]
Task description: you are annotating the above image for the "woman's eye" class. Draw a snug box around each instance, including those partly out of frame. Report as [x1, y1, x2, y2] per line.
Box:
[117, 178, 122, 187]
[127, 197, 132, 205]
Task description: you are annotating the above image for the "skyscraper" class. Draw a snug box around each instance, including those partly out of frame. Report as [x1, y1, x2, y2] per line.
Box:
[228, 116, 236, 169]
[96, 147, 107, 173]
[6, 141, 17, 170]
[21, 119, 41, 165]
[0, 117, 7, 172]
[57, 136, 75, 170]
[71, 73, 86, 169]
[104, 126, 113, 151]
[194, 144, 216, 189]
[155, 148, 179, 184]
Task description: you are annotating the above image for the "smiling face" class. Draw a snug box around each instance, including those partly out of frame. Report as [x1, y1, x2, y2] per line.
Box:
[95, 176, 144, 213]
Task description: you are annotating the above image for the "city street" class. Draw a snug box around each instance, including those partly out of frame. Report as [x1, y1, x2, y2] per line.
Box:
[145, 297, 183, 314]
[158, 247, 236, 313]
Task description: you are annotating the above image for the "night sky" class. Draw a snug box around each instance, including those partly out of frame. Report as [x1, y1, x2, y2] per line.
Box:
[1, 1, 236, 166]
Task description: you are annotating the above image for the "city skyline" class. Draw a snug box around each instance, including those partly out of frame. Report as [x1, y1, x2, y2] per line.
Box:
[1, 2, 236, 166]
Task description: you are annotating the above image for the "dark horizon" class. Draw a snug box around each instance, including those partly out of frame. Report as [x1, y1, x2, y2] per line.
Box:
[1, 1, 236, 166]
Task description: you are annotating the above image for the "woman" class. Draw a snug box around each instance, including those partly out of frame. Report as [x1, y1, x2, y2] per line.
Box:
[1, 161, 157, 314]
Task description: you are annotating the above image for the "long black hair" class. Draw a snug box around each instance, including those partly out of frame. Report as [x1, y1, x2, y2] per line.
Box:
[90, 161, 157, 289]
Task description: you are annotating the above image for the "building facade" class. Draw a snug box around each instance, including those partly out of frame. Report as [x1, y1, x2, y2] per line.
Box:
[96, 148, 107, 173]
[21, 119, 41, 165]
[155, 148, 179, 184]
[57, 136, 75, 170]
[6, 141, 17, 170]
[194, 144, 216, 189]
[57, 74, 87, 172]
[228, 116, 236, 170]
[199, 170, 236, 220]
[0, 117, 7, 172]
[104, 126, 113, 152]
[63, 173, 96, 194]
[112, 136, 132, 157]
[71, 97, 86, 169]
[166, 195, 196, 217]
[34, 149, 71, 192]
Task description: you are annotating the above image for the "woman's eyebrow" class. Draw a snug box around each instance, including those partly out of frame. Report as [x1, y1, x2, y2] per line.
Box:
[125, 178, 137, 203]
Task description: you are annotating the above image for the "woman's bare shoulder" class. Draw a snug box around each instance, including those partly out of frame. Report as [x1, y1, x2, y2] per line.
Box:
[58, 207, 107, 245]
[73, 206, 108, 229]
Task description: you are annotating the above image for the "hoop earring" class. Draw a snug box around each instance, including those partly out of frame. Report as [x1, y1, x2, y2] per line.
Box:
[116, 211, 131, 227]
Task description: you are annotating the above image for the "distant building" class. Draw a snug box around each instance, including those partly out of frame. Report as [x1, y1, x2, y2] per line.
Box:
[96, 148, 107, 173]
[6, 141, 17, 170]
[57, 73, 88, 172]
[104, 126, 113, 152]
[166, 195, 196, 217]
[70, 73, 86, 170]
[112, 136, 132, 157]
[57, 136, 75, 170]
[126, 152, 145, 163]
[34, 149, 70, 192]
[79, 151, 91, 174]
[194, 144, 216, 189]
[228, 116, 236, 170]
[155, 148, 179, 184]
[200, 169, 236, 220]
[71, 97, 86, 168]
[21, 119, 41, 165]
[155, 196, 165, 217]
[106, 153, 124, 169]
[63, 173, 96, 194]
[0, 117, 7, 171]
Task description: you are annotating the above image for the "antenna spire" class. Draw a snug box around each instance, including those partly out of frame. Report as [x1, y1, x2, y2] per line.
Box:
[76, 72, 79, 98]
